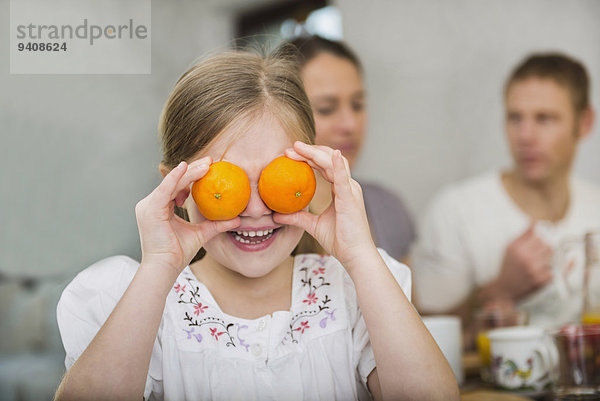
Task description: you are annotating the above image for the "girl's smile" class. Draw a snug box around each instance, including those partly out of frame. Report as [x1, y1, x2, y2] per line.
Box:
[227, 226, 281, 251]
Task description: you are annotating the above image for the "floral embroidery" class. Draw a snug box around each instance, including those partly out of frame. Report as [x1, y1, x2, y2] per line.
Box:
[210, 327, 225, 340]
[183, 328, 203, 343]
[176, 277, 237, 347]
[300, 266, 330, 296]
[294, 321, 310, 333]
[184, 313, 236, 347]
[175, 254, 339, 350]
[303, 292, 318, 305]
[236, 324, 250, 352]
[284, 260, 332, 343]
[193, 303, 208, 315]
[319, 310, 336, 328]
[298, 254, 329, 268]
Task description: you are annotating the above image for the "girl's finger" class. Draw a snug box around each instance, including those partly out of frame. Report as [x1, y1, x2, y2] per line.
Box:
[287, 152, 330, 178]
[291, 142, 337, 181]
[174, 187, 190, 207]
[187, 156, 212, 170]
[286, 143, 332, 159]
[163, 157, 212, 207]
[284, 148, 303, 161]
[293, 142, 336, 162]
[284, 148, 332, 185]
[172, 161, 211, 201]
[151, 161, 188, 204]
[340, 152, 351, 176]
[284, 146, 326, 169]
[195, 217, 241, 244]
[331, 150, 354, 201]
[273, 210, 319, 239]
[170, 214, 240, 248]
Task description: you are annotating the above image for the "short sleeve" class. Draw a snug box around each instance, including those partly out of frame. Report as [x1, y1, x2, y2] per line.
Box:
[349, 249, 412, 389]
[411, 187, 473, 312]
[56, 255, 163, 398]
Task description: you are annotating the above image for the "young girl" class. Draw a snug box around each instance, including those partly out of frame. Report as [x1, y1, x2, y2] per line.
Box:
[55, 48, 458, 401]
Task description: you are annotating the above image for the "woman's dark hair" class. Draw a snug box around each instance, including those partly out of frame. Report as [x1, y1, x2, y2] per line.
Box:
[287, 35, 362, 74]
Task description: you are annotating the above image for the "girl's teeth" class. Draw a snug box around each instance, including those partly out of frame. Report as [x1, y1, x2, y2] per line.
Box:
[235, 229, 274, 237]
[233, 230, 274, 245]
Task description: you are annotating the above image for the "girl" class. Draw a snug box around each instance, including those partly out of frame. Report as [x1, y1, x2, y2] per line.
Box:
[55, 48, 458, 401]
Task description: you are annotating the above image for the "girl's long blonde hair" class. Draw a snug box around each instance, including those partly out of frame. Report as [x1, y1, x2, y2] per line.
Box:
[159, 46, 315, 169]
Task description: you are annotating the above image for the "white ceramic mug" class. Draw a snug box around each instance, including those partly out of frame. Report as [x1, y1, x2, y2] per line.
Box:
[422, 315, 463, 385]
[488, 326, 558, 393]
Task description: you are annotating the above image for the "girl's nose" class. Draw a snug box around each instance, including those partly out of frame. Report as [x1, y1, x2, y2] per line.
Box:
[239, 185, 271, 217]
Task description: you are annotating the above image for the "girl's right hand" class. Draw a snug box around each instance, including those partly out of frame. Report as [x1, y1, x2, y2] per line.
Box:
[134, 157, 241, 275]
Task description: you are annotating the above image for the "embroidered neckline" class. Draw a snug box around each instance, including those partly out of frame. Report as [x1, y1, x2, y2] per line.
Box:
[173, 254, 338, 348]
[179, 268, 292, 322]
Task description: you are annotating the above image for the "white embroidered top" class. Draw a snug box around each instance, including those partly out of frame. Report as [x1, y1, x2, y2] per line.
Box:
[57, 250, 411, 401]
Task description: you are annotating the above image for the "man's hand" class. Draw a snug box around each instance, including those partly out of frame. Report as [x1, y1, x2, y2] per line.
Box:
[493, 221, 553, 300]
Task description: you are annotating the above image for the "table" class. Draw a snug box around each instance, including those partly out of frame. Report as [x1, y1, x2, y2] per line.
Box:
[461, 390, 536, 401]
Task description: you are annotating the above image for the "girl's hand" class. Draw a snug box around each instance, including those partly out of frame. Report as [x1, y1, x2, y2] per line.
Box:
[274, 142, 376, 266]
[135, 157, 240, 274]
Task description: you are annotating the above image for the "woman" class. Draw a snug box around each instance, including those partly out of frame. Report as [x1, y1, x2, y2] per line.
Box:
[289, 35, 415, 262]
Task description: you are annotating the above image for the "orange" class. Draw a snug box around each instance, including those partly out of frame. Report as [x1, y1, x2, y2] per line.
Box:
[191, 161, 251, 220]
[258, 156, 316, 214]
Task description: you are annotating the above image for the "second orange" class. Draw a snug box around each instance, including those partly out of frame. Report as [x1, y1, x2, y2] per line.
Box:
[258, 156, 316, 214]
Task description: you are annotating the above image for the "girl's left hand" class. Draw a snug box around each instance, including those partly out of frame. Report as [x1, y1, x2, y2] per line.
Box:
[273, 141, 376, 266]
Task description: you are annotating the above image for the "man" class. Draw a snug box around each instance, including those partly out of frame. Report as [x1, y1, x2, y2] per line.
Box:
[412, 53, 599, 330]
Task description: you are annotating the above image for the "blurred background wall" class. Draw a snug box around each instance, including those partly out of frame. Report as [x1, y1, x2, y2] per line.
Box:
[1, 0, 599, 398]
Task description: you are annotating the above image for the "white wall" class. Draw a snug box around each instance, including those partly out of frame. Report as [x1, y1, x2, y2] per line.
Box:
[338, 0, 600, 218]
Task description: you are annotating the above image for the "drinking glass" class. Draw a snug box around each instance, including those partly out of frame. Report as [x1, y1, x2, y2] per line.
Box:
[552, 324, 600, 400]
[474, 301, 527, 383]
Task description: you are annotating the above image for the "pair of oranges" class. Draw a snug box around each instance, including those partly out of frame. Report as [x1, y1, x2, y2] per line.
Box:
[190, 156, 316, 220]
